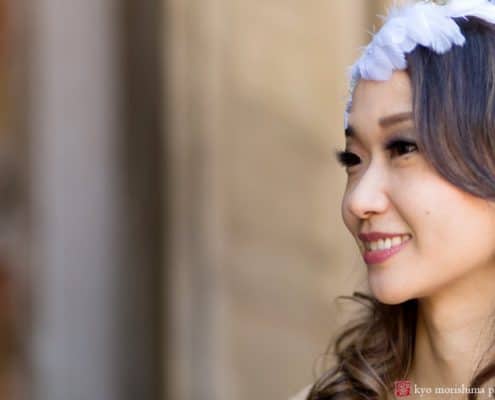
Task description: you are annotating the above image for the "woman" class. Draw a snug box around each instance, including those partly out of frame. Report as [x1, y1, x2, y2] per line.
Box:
[292, 0, 495, 399]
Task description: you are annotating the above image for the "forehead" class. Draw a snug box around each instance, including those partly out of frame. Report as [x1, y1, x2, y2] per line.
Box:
[348, 71, 413, 133]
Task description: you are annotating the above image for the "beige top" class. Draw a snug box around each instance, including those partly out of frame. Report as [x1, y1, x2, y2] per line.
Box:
[289, 384, 312, 400]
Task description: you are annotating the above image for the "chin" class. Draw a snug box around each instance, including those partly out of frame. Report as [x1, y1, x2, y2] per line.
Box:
[369, 278, 414, 305]
[371, 290, 411, 305]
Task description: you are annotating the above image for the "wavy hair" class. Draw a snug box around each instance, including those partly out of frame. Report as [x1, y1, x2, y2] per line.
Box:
[307, 17, 495, 400]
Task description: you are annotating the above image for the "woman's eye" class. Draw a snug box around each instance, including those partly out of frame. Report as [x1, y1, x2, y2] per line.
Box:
[335, 139, 417, 170]
[386, 139, 418, 157]
[336, 150, 361, 168]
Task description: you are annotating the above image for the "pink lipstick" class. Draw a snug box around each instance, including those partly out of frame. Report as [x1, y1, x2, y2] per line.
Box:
[358, 232, 412, 265]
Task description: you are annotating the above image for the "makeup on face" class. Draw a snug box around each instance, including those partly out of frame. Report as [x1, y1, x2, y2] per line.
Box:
[358, 232, 413, 265]
[339, 109, 418, 267]
[335, 112, 418, 173]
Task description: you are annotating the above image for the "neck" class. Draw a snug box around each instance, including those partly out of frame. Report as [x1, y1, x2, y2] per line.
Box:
[408, 265, 495, 388]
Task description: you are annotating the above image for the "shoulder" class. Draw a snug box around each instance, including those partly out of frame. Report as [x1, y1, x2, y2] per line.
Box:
[289, 384, 312, 400]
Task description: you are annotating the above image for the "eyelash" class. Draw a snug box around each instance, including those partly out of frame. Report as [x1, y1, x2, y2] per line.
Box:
[336, 138, 418, 169]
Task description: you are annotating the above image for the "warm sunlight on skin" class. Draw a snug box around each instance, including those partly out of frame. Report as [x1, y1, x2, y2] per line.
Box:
[340, 70, 495, 391]
[342, 70, 495, 305]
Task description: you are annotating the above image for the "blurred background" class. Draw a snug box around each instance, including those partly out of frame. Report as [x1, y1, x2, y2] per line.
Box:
[0, 0, 393, 399]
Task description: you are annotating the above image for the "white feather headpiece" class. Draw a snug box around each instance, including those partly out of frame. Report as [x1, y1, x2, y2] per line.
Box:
[345, 0, 495, 128]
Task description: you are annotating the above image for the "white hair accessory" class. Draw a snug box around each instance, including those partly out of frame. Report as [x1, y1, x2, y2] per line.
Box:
[344, 0, 495, 128]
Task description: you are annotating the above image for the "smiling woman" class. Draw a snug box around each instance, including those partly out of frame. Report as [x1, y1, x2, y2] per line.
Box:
[294, 1, 495, 400]
[340, 70, 495, 306]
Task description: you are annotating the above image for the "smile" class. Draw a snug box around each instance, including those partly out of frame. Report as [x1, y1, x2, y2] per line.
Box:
[361, 234, 412, 265]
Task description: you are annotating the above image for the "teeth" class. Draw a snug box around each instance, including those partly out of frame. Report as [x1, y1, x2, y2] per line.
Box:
[364, 235, 410, 251]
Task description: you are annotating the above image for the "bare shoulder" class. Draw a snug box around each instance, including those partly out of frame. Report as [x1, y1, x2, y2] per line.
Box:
[289, 384, 312, 400]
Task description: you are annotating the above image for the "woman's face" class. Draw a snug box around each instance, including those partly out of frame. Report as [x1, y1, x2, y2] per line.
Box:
[341, 70, 495, 305]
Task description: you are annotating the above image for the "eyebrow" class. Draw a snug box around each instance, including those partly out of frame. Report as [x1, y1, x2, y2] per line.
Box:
[379, 111, 413, 127]
[345, 111, 413, 138]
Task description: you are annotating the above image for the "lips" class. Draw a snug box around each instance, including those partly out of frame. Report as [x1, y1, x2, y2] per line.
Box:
[358, 232, 409, 242]
[358, 232, 412, 265]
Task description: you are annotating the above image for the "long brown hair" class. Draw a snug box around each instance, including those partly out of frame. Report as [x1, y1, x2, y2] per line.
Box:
[308, 17, 495, 400]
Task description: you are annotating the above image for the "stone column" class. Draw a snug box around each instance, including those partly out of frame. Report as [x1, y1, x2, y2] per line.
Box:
[164, 1, 377, 399]
[27, 1, 162, 399]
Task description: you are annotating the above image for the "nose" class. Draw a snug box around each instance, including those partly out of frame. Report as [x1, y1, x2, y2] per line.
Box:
[344, 164, 389, 220]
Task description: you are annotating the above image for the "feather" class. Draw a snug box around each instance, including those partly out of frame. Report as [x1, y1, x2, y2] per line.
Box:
[348, 0, 495, 82]
[345, 0, 495, 127]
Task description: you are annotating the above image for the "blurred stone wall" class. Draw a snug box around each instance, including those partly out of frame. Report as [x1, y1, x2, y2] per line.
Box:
[165, 1, 392, 400]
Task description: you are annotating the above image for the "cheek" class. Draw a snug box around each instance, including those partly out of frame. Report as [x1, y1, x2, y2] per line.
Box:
[391, 169, 467, 237]
[401, 177, 495, 274]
